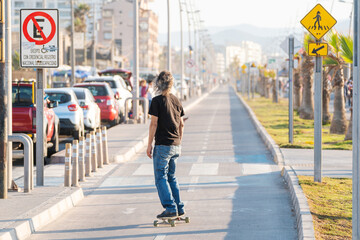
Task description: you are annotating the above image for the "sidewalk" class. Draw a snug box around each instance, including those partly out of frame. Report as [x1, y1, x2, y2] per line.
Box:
[282, 148, 352, 178]
[0, 90, 213, 240]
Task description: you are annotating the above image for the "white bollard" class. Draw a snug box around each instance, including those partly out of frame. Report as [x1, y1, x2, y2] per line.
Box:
[85, 133, 92, 177]
[71, 140, 79, 187]
[91, 131, 97, 172]
[102, 126, 109, 165]
[79, 136, 85, 181]
[64, 143, 72, 187]
[96, 128, 103, 168]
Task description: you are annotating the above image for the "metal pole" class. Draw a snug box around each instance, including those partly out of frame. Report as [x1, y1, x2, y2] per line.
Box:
[288, 36, 294, 144]
[36, 69, 45, 186]
[353, 0, 360, 238]
[133, 0, 139, 121]
[0, 0, 7, 199]
[5, 0, 12, 189]
[70, 0, 75, 86]
[314, 39, 323, 183]
[247, 63, 250, 100]
[179, 0, 184, 100]
[92, 0, 96, 75]
[167, 0, 171, 71]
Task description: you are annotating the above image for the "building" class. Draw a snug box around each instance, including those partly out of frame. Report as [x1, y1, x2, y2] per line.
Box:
[216, 53, 225, 79]
[225, 46, 243, 69]
[225, 41, 262, 69]
[98, 0, 159, 70]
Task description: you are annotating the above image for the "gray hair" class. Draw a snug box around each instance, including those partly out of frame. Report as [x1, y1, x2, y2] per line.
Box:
[155, 71, 174, 95]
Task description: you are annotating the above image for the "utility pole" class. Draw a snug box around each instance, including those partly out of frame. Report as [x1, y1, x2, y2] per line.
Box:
[288, 36, 294, 144]
[353, 0, 360, 238]
[184, 0, 192, 98]
[5, 0, 12, 189]
[70, 0, 75, 86]
[133, 0, 139, 121]
[167, 0, 171, 71]
[92, 0, 96, 75]
[179, 0, 184, 100]
[0, 0, 7, 199]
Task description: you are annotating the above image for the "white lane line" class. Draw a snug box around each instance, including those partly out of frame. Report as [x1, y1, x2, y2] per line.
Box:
[133, 164, 153, 176]
[187, 176, 199, 192]
[189, 163, 219, 175]
[201, 151, 206, 154]
[197, 156, 204, 163]
[154, 235, 166, 240]
[242, 163, 273, 175]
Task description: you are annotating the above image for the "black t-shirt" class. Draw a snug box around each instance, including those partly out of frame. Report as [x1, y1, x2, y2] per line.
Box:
[148, 93, 184, 146]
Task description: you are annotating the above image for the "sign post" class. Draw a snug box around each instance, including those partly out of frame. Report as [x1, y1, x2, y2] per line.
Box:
[288, 36, 294, 145]
[20, 9, 59, 186]
[300, 4, 336, 183]
[0, 0, 7, 199]
[353, 0, 360, 238]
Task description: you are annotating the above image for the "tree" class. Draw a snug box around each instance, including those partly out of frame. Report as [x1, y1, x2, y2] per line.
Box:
[324, 31, 347, 134]
[12, 51, 20, 71]
[66, 3, 91, 33]
[299, 34, 314, 119]
[293, 56, 302, 111]
[322, 71, 331, 124]
[338, 34, 353, 140]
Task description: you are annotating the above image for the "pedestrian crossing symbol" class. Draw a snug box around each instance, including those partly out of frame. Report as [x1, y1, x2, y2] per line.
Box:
[300, 4, 336, 40]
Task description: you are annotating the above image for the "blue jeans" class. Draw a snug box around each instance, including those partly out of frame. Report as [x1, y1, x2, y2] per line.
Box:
[153, 145, 184, 214]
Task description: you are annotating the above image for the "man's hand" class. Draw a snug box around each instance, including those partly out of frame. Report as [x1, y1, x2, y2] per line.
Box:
[147, 144, 153, 159]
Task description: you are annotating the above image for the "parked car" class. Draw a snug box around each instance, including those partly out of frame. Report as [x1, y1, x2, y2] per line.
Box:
[73, 82, 120, 126]
[98, 68, 133, 91]
[45, 88, 85, 139]
[174, 79, 189, 100]
[12, 81, 60, 157]
[70, 87, 101, 130]
[83, 75, 132, 123]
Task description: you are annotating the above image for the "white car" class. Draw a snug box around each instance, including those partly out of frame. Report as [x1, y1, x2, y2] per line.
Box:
[174, 80, 189, 100]
[84, 75, 132, 122]
[45, 88, 85, 139]
[70, 87, 101, 130]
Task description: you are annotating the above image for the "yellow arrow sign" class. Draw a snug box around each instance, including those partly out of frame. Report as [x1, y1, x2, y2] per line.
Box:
[308, 43, 328, 56]
[241, 64, 247, 70]
[300, 4, 336, 40]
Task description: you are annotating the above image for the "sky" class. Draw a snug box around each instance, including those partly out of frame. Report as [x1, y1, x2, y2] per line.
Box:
[149, 0, 353, 34]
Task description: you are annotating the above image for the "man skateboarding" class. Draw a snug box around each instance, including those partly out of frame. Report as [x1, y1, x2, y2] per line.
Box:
[147, 71, 186, 219]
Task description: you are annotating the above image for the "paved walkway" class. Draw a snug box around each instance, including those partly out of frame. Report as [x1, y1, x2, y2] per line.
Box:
[28, 86, 297, 240]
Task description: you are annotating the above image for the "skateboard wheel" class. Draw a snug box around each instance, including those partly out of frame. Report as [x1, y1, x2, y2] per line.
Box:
[185, 217, 190, 223]
[170, 220, 176, 227]
[154, 220, 159, 227]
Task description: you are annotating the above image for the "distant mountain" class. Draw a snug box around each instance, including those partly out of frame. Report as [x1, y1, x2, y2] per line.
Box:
[158, 20, 350, 55]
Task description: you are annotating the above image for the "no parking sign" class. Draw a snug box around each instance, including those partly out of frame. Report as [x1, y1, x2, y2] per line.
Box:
[20, 9, 59, 68]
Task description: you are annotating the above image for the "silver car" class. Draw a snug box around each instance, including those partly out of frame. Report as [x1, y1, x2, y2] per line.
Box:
[45, 88, 85, 139]
[70, 87, 101, 130]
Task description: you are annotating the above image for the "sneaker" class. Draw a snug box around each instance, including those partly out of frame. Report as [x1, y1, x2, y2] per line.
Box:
[178, 210, 186, 216]
[157, 210, 178, 218]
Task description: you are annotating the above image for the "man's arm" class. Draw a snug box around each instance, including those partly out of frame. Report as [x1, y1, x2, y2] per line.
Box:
[179, 117, 185, 142]
[147, 115, 158, 158]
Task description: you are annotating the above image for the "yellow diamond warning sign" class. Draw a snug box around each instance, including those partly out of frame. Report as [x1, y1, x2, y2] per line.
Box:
[300, 4, 336, 40]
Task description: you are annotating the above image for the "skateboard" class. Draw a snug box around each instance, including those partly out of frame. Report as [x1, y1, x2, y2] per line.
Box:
[153, 216, 190, 227]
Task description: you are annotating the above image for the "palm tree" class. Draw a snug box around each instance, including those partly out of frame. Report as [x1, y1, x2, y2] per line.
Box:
[338, 34, 353, 140]
[322, 70, 331, 124]
[299, 34, 314, 119]
[293, 56, 302, 111]
[324, 31, 348, 134]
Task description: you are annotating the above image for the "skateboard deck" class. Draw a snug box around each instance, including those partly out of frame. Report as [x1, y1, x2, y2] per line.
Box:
[153, 216, 190, 227]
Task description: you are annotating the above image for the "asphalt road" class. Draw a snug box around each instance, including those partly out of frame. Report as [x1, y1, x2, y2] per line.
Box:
[28, 86, 297, 240]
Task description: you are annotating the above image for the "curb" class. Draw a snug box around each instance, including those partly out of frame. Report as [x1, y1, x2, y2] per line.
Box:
[232, 87, 315, 240]
[282, 167, 315, 240]
[0, 188, 84, 240]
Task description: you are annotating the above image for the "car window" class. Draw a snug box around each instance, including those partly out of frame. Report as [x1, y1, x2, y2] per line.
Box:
[79, 85, 108, 96]
[46, 92, 71, 104]
[74, 90, 85, 100]
[85, 89, 96, 102]
[12, 86, 33, 106]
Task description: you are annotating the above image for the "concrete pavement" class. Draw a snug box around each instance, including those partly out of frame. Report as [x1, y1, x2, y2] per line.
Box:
[27, 86, 298, 240]
[0, 90, 211, 240]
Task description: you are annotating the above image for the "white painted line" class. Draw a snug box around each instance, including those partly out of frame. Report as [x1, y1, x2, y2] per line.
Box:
[154, 235, 166, 240]
[201, 151, 206, 154]
[242, 163, 273, 175]
[197, 156, 204, 163]
[189, 163, 219, 175]
[133, 164, 153, 176]
[123, 208, 136, 215]
[202, 146, 207, 150]
[187, 176, 199, 192]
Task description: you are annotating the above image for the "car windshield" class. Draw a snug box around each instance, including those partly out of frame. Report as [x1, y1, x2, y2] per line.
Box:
[74, 91, 86, 100]
[46, 92, 71, 104]
[86, 79, 116, 88]
[102, 71, 129, 80]
[12, 86, 33, 106]
[79, 85, 108, 97]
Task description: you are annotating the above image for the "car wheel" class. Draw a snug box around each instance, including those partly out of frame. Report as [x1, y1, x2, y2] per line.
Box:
[119, 111, 125, 124]
[48, 124, 59, 157]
